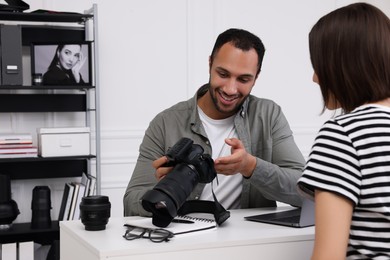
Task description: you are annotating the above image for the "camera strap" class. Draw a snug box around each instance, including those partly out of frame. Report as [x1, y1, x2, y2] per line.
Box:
[177, 189, 230, 226]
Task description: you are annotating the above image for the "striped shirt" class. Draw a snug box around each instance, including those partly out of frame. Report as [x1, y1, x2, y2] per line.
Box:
[298, 104, 390, 259]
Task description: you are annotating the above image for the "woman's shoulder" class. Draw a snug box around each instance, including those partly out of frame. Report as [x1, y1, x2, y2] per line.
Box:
[43, 67, 65, 78]
[43, 67, 71, 84]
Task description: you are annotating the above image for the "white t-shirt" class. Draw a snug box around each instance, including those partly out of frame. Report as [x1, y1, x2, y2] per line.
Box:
[198, 107, 242, 209]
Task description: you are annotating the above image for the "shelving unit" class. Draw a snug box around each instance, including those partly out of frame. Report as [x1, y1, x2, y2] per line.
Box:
[0, 4, 100, 247]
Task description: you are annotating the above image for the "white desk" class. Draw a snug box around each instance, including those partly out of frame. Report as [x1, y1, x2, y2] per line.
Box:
[60, 208, 314, 260]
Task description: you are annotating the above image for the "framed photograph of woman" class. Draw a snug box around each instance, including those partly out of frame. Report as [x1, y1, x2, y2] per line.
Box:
[31, 42, 92, 86]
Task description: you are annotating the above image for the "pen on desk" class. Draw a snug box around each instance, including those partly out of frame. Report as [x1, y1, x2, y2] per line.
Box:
[171, 219, 194, 224]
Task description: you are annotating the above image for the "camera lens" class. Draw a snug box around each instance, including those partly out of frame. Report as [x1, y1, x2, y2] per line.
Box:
[31, 186, 52, 229]
[141, 138, 217, 228]
[80, 195, 111, 231]
[0, 174, 20, 230]
[142, 163, 199, 227]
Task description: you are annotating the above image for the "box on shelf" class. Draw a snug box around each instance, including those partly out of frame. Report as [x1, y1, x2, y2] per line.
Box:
[38, 127, 90, 157]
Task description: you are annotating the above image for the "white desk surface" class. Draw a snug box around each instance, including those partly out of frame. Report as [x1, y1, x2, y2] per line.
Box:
[60, 207, 314, 260]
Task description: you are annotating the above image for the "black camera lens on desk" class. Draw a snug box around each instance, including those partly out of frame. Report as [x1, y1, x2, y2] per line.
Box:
[0, 174, 20, 230]
[80, 195, 111, 231]
[31, 185, 52, 229]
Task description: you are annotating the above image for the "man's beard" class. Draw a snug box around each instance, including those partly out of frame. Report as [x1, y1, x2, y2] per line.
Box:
[208, 84, 246, 117]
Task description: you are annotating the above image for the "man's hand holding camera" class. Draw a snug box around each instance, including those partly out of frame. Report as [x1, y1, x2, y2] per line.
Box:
[153, 138, 256, 180]
[153, 156, 172, 181]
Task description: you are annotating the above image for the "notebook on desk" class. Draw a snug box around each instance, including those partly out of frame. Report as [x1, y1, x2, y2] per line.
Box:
[125, 215, 217, 235]
[244, 198, 315, 228]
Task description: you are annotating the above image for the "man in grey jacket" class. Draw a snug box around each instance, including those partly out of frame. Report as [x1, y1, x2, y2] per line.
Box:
[124, 28, 305, 216]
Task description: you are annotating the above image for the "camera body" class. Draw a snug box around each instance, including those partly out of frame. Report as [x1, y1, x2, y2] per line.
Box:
[164, 137, 216, 184]
[142, 137, 216, 227]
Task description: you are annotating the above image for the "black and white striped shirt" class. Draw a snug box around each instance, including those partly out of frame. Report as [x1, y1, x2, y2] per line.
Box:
[298, 104, 390, 259]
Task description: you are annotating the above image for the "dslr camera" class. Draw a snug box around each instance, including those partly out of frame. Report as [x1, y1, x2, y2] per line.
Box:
[141, 137, 217, 227]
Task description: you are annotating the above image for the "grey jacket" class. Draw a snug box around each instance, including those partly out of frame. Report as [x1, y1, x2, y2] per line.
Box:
[124, 84, 305, 216]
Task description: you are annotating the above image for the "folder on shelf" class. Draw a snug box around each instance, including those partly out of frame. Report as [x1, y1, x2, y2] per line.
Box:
[18, 241, 34, 260]
[81, 172, 89, 193]
[1, 242, 17, 260]
[73, 183, 86, 220]
[58, 183, 72, 221]
[87, 174, 97, 196]
[64, 183, 75, 221]
[72, 172, 89, 220]
[0, 24, 23, 85]
[68, 182, 80, 220]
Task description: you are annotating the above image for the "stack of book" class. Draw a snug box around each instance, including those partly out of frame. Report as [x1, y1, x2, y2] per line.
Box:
[58, 172, 97, 221]
[0, 133, 38, 158]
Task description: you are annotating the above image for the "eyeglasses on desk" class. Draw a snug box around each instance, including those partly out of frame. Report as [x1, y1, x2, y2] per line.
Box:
[123, 224, 174, 243]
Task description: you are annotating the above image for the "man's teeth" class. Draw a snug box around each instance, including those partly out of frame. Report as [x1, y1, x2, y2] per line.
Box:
[221, 93, 235, 101]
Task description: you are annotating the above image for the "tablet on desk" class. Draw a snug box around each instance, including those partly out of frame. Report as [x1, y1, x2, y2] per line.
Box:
[244, 198, 315, 228]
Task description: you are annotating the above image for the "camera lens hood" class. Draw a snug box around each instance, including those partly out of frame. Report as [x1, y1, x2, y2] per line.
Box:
[141, 189, 177, 227]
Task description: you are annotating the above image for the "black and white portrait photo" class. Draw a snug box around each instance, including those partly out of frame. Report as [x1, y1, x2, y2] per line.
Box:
[32, 43, 91, 86]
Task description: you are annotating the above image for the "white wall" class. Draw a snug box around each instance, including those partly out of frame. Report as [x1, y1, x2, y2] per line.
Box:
[8, 0, 390, 222]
